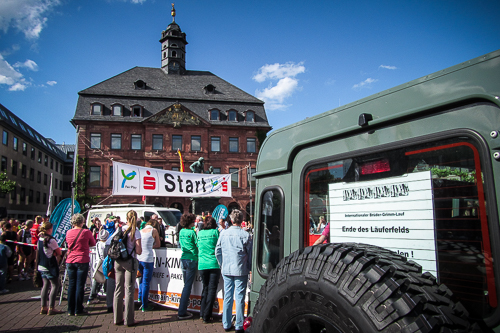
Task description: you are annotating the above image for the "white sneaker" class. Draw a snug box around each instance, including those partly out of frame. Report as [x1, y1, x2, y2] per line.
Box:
[0, 289, 9, 294]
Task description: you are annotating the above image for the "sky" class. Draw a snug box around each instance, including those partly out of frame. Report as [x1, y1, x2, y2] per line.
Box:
[0, 0, 499, 144]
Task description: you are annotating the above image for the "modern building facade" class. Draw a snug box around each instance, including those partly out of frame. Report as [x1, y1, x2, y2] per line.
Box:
[0, 103, 72, 219]
[71, 10, 271, 217]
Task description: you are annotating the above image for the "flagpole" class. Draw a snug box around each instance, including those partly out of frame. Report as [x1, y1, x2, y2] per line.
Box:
[46, 172, 54, 216]
[71, 126, 79, 220]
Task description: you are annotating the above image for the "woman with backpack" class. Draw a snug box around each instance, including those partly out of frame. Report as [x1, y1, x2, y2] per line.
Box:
[112, 210, 142, 327]
[37, 221, 63, 315]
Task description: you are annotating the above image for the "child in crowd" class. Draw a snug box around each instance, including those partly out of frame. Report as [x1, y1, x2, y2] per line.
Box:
[88, 229, 108, 304]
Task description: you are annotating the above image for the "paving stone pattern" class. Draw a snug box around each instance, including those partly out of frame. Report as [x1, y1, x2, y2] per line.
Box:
[0, 277, 228, 332]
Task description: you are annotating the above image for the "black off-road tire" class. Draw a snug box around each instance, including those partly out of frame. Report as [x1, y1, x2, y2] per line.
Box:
[250, 243, 479, 333]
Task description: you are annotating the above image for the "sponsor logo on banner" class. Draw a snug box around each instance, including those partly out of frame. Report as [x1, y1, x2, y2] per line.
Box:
[113, 161, 232, 198]
[121, 170, 137, 188]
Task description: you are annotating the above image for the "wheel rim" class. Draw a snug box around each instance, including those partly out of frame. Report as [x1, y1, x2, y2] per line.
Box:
[281, 313, 344, 333]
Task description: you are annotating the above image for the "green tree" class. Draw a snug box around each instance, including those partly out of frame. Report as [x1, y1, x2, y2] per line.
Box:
[0, 172, 16, 194]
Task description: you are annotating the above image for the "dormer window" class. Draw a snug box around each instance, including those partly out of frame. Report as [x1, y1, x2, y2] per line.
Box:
[245, 111, 255, 122]
[91, 103, 102, 115]
[112, 104, 123, 116]
[134, 80, 147, 90]
[228, 110, 237, 122]
[131, 105, 143, 117]
[204, 84, 216, 94]
[210, 109, 219, 121]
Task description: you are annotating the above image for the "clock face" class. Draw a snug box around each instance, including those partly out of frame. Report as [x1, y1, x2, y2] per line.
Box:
[169, 61, 179, 72]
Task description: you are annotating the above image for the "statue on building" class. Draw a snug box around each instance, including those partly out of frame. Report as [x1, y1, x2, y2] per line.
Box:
[205, 166, 214, 174]
[190, 157, 205, 173]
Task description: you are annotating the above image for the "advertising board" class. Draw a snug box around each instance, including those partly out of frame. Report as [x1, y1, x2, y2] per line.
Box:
[90, 247, 245, 315]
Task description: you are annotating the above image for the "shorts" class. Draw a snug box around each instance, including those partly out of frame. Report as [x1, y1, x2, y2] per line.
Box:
[7, 255, 15, 266]
[40, 271, 56, 279]
[21, 245, 32, 257]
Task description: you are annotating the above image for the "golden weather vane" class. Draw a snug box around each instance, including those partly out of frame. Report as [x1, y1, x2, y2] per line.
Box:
[171, 3, 176, 22]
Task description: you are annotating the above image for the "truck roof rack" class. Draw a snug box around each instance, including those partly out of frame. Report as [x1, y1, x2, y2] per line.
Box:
[91, 204, 155, 208]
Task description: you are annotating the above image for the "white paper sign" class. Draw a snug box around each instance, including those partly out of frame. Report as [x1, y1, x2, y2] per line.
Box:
[328, 171, 438, 276]
[112, 161, 231, 198]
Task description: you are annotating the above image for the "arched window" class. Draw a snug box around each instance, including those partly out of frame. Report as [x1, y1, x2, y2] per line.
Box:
[245, 111, 255, 122]
[91, 103, 102, 115]
[228, 110, 237, 122]
[210, 109, 219, 121]
[131, 105, 143, 117]
[172, 51, 177, 58]
[111, 104, 123, 116]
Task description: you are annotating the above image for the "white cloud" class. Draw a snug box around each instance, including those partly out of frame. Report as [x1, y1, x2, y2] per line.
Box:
[352, 78, 378, 89]
[325, 78, 336, 86]
[0, 54, 30, 91]
[9, 82, 28, 91]
[46, 80, 56, 86]
[253, 62, 305, 83]
[14, 59, 38, 71]
[253, 62, 305, 110]
[379, 65, 397, 70]
[0, 0, 61, 40]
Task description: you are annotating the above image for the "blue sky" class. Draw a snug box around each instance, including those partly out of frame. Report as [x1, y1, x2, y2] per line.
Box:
[0, 0, 499, 144]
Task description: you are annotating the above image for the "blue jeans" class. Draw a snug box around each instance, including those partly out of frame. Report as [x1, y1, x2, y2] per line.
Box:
[178, 259, 197, 316]
[138, 261, 154, 308]
[66, 262, 89, 315]
[199, 269, 221, 321]
[222, 275, 248, 330]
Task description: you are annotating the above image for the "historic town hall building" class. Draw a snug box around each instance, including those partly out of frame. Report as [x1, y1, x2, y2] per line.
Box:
[71, 8, 271, 216]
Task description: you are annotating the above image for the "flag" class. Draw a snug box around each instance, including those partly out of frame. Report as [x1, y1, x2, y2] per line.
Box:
[50, 198, 81, 247]
[177, 149, 184, 172]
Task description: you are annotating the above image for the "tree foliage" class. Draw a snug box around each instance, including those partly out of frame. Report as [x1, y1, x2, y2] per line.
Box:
[0, 172, 16, 194]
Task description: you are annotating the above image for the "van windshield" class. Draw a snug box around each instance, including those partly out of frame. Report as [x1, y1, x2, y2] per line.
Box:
[157, 210, 181, 226]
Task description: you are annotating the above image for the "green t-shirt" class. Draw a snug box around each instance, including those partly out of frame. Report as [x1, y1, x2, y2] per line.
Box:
[179, 227, 198, 261]
[197, 229, 220, 270]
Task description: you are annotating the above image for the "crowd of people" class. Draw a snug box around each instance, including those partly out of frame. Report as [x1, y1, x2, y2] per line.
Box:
[0, 209, 254, 332]
[0, 215, 49, 294]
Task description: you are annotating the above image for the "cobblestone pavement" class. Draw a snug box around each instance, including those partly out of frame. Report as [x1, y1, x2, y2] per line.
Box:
[0, 276, 229, 332]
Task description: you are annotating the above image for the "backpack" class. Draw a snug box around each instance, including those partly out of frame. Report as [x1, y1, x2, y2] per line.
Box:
[108, 227, 134, 260]
[102, 255, 115, 279]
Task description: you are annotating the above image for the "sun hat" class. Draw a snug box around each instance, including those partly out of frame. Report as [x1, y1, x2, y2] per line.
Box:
[99, 229, 109, 241]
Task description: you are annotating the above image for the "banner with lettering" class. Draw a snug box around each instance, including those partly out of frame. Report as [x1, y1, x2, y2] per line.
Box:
[90, 248, 248, 315]
[51, 198, 81, 247]
[328, 171, 438, 276]
[112, 161, 231, 198]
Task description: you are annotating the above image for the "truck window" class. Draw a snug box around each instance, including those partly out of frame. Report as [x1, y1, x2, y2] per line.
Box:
[258, 188, 283, 275]
[303, 137, 496, 319]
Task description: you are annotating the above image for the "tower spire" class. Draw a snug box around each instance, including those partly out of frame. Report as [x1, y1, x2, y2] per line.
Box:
[171, 3, 176, 23]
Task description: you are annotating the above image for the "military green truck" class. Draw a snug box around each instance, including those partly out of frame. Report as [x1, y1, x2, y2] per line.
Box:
[247, 50, 500, 332]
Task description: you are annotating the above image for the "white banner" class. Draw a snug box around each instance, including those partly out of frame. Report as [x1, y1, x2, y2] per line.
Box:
[328, 171, 438, 277]
[112, 161, 232, 198]
[90, 247, 248, 315]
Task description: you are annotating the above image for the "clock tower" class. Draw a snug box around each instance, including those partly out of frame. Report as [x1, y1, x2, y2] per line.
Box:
[160, 4, 187, 74]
